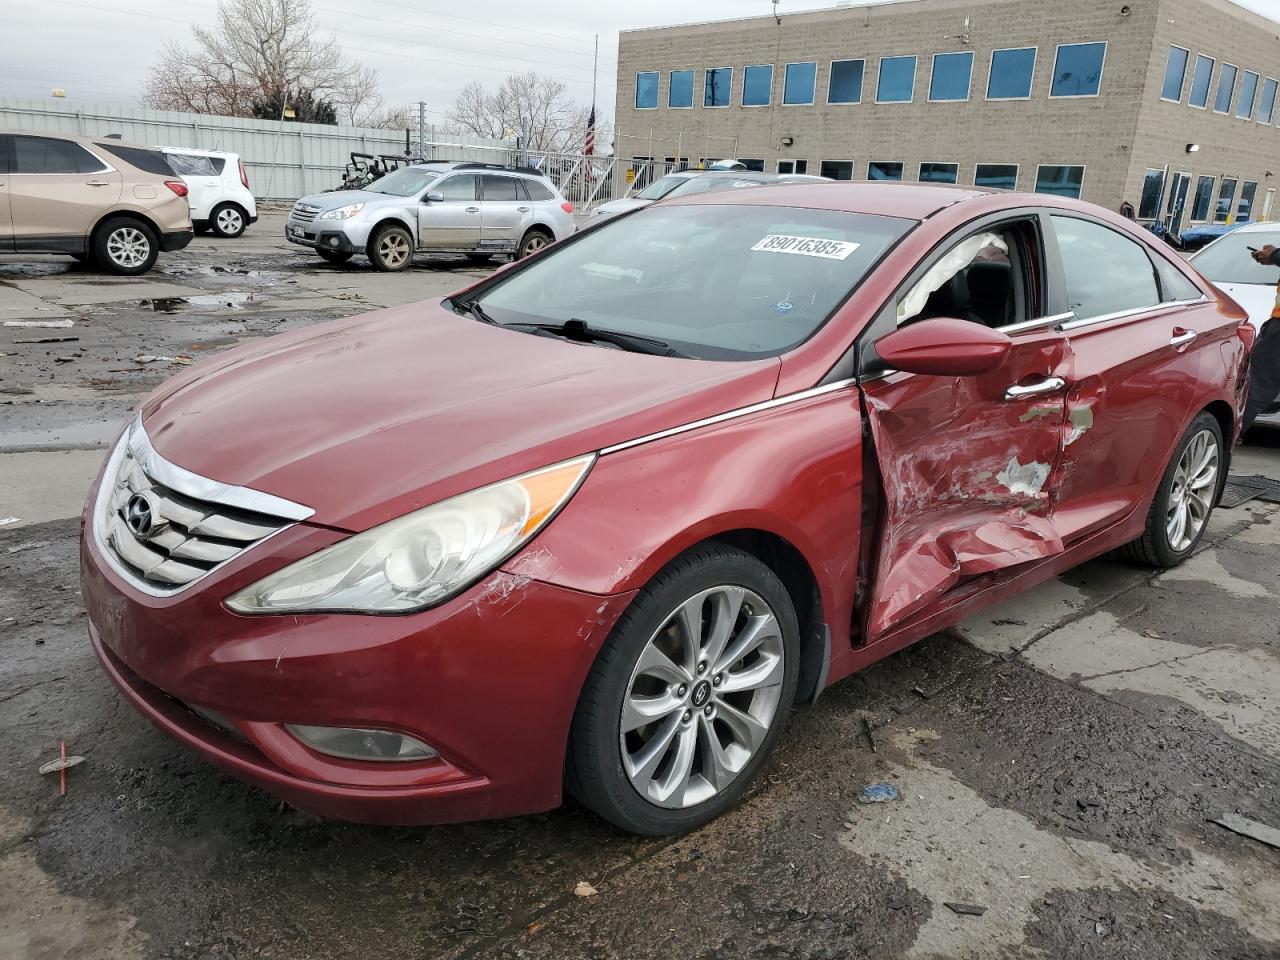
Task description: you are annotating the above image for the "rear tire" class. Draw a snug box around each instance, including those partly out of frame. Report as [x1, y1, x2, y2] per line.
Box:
[1122, 411, 1223, 568]
[93, 217, 158, 276]
[367, 224, 413, 271]
[316, 248, 353, 264]
[567, 544, 799, 836]
[210, 203, 247, 238]
[516, 228, 553, 260]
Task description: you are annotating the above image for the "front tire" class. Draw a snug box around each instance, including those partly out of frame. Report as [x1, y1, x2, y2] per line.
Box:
[367, 224, 414, 271]
[568, 544, 799, 836]
[93, 217, 158, 276]
[1122, 411, 1223, 567]
[210, 203, 247, 238]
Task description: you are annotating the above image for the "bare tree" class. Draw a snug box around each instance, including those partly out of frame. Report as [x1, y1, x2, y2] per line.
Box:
[143, 0, 390, 125]
[448, 72, 598, 152]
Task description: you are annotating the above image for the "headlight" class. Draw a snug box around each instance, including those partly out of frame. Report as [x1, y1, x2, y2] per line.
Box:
[318, 203, 365, 220]
[225, 455, 594, 615]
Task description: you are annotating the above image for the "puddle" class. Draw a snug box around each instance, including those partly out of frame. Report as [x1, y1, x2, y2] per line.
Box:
[136, 292, 254, 313]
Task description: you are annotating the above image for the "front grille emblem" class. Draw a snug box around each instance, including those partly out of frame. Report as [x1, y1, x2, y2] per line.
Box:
[125, 492, 164, 540]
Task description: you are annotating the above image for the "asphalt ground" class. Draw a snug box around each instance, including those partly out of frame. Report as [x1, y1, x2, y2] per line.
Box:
[2, 210, 1279, 960]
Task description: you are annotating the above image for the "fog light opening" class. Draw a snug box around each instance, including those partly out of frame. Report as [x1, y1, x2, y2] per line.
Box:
[327, 236, 341, 247]
[286, 724, 438, 762]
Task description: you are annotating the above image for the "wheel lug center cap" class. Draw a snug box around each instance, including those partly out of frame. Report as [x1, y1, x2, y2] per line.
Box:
[690, 680, 712, 708]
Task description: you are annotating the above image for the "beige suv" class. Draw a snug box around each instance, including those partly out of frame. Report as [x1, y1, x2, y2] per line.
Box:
[1, 130, 193, 275]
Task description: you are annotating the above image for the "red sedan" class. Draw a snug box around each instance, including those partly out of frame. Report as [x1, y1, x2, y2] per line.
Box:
[81, 183, 1251, 835]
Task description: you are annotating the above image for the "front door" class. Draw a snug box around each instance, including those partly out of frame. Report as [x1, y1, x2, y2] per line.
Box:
[417, 173, 481, 250]
[478, 174, 526, 252]
[1165, 171, 1191, 235]
[9, 135, 121, 249]
[859, 216, 1072, 640]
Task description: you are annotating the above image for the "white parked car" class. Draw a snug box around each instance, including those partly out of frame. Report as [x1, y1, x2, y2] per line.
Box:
[1190, 220, 1280, 428]
[159, 147, 258, 238]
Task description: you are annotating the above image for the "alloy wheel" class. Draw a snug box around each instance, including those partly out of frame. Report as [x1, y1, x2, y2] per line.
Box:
[1166, 428, 1218, 552]
[620, 586, 785, 810]
[522, 234, 548, 256]
[378, 232, 411, 267]
[106, 227, 150, 268]
[216, 208, 243, 234]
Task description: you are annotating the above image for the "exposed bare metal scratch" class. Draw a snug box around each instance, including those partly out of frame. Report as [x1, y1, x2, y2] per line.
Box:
[996, 457, 1050, 497]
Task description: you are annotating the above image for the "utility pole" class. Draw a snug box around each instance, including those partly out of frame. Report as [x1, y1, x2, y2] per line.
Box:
[417, 101, 427, 160]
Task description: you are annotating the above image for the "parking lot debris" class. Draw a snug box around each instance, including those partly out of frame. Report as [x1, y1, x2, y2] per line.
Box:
[911, 685, 931, 700]
[14, 336, 78, 344]
[38, 739, 84, 796]
[943, 902, 988, 917]
[992, 618, 1028, 626]
[574, 881, 599, 897]
[0, 518, 20, 526]
[862, 716, 877, 753]
[133, 354, 194, 365]
[3, 319, 75, 328]
[1211, 812, 1280, 849]
[858, 783, 899, 804]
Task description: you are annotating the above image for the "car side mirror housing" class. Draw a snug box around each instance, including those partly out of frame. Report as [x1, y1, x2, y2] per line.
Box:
[873, 316, 1013, 377]
[424, 191, 444, 203]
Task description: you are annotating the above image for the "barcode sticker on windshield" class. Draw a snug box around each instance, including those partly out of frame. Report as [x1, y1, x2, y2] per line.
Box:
[751, 235, 860, 260]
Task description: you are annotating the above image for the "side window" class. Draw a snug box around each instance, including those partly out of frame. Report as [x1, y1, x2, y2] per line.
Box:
[897, 227, 1026, 330]
[1050, 216, 1159, 321]
[0, 136, 10, 175]
[523, 179, 555, 201]
[513, 178, 530, 202]
[166, 153, 217, 177]
[1153, 255, 1202, 302]
[13, 136, 104, 174]
[481, 175, 519, 201]
[433, 174, 477, 201]
[93, 143, 171, 176]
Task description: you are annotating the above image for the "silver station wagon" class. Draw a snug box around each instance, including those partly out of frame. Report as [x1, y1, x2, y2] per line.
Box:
[286, 161, 577, 271]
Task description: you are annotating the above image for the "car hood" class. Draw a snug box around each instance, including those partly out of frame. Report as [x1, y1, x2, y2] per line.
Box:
[594, 197, 653, 217]
[1212, 281, 1275, 331]
[140, 301, 778, 532]
[297, 189, 395, 211]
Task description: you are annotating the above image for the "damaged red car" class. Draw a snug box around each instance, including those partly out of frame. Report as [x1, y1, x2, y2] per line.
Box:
[81, 183, 1250, 836]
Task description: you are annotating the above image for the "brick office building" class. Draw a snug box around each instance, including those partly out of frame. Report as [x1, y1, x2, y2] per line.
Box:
[614, 0, 1280, 231]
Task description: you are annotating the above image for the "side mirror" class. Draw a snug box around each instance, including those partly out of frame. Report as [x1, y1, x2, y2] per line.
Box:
[873, 316, 1012, 377]
[424, 191, 444, 203]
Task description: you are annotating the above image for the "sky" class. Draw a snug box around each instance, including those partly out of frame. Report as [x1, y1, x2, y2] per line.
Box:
[5, 0, 1279, 132]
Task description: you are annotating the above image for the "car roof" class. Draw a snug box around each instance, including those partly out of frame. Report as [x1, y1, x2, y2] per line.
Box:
[0, 128, 157, 152]
[665, 180, 991, 219]
[1227, 221, 1280, 234]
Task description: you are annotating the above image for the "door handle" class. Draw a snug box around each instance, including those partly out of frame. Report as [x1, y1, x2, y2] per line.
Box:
[1004, 376, 1066, 401]
[85, 180, 111, 186]
[1170, 328, 1197, 348]
[465, 206, 480, 213]
[517, 206, 530, 212]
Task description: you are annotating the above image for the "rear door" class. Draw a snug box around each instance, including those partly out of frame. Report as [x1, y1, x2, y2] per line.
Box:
[1048, 214, 1216, 540]
[0, 135, 13, 251]
[165, 152, 221, 221]
[859, 213, 1074, 639]
[417, 173, 480, 250]
[8, 135, 121, 250]
[478, 174, 526, 252]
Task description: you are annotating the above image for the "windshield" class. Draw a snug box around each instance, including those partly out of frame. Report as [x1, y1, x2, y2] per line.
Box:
[1191, 232, 1280, 285]
[365, 166, 440, 197]
[667, 176, 766, 198]
[471, 204, 912, 360]
[634, 175, 690, 201]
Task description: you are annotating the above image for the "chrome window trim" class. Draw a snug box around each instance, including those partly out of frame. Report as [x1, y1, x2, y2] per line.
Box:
[998, 311, 1075, 335]
[600, 380, 858, 456]
[1057, 297, 1207, 332]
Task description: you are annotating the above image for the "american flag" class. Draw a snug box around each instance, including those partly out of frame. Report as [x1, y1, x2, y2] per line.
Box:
[584, 105, 596, 156]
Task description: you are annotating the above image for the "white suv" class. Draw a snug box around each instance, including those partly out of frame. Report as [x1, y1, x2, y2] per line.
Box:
[160, 147, 258, 238]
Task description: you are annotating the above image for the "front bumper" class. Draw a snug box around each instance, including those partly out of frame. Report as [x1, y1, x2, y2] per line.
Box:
[81, 503, 634, 825]
[160, 229, 194, 252]
[285, 216, 367, 254]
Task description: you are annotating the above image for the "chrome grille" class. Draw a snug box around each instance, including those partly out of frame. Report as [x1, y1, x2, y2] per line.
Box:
[94, 418, 313, 596]
[290, 202, 320, 224]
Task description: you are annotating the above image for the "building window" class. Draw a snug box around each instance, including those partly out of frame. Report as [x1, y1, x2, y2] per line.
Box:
[919, 162, 959, 183]
[820, 160, 854, 180]
[1214, 178, 1238, 222]
[1050, 42, 1106, 98]
[1260, 78, 1279, 124]
[876, 56, 917, 103]
[735, 159, 765, 172]
[635, 72, 659, 109]
[1237, 71, 1259, 119]
[929, 51, 973, 101]
[1238, 181, 1258, 220]
[783, 62, 817, 105]
[704, 67, 732, 107]
[987, 47, 1036, 100]
[1191, 176, 1215, 221]
[868, 161, 904, 181]
[975, 163, 1018, 190]
[1036, 164, 1085, 199]
[1214, 64, 1238, 114]
[669, 70, 694, 108]
[1138, 169, 1166, 219]
[778, 159, 808, 174]
[828, 59, 864, 104]
[1161, 46, 1189, 102]
[1187, 55, 1214, 108]
[742, 64, 773, 106]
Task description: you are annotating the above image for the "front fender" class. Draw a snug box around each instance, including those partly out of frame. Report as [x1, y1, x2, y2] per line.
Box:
[501, 387, 865, 652]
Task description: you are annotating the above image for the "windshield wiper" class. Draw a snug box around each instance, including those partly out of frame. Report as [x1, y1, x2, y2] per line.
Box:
[508, 318, 690, 358]
[454, 298, 498, 325]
